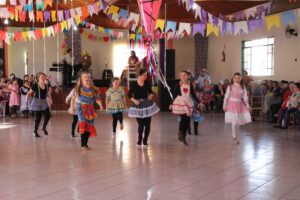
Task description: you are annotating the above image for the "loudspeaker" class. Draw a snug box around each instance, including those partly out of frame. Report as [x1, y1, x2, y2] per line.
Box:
[166, 49, 175, 79]
[159, 79, 179, 112]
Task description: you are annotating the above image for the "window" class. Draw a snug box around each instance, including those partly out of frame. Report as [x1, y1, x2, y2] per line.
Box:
[242, 37, 274, 76]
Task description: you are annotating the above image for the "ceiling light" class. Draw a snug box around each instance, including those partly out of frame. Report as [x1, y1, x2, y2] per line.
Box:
[4, 18, 9, 25]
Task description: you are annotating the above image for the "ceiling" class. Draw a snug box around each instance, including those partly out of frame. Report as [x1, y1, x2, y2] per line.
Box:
[1, 0, 300, 28]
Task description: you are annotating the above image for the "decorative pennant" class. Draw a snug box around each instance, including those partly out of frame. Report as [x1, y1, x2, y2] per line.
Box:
[75, 7, 82, 17]
[81, 6, 88, 19]
[9, 0, 16, 5]
[93, 2, 100, 14]
[58, 10, 64, 22]
[165, 21, 177, 32]
[107, 5, 120, 21]
[24, 4, 33, 12]
[19, 11, 26, 22]
[21, 31, 28, 41]
[36, 1, 44, 11]
[36, 11, 44, 22]
[64, 9, 70, 20]
[177, 22, 191, 38]
[127, 12, 140, 27]
[265, 14, 281, 31]
[206, 23, 219, 37]
[54, 23, 61, 33]
[137, 0, 162, 34]
[14, 32, 22, 41]
[70, 8, 76, 18]
[194, 4, 201, 20]
[67, 18, 74, 29]
[29, 11, 34, 22]
[75, 15, 81, 25]
[61, 21, 67, 31]
[118, 9, 128, 20]
[193, 23, 206, 36]
[87, 4, 94, 16]
[155, 19, 165, 32]
[44, 0, 52, 9]
[248, 19, 264, 32]
[47, 26, 55, 37]
[281, 11, 297, 26]
[34, 29, 43, 39]
[19, 0, 26, 6]
[234, 21, 248, 35]
[44, 11, 51, 22]
[51, 10, 56, 22]
[27, 31, 36, 41]
[41, 28, 47, 37]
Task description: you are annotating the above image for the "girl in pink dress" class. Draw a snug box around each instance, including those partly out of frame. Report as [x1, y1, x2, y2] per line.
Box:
[223, 73, 251, 145]
[8, 80, 21, 119]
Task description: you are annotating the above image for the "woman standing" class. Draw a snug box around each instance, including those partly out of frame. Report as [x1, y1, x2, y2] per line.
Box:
[223, 72, 251, 144]
[77, 71, 103, 150]
[128, 68, 159, 149]
[8, 80, 20, 119]
[26, 72, 51, 137]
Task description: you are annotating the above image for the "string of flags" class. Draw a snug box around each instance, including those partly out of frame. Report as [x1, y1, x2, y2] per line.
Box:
[81, 29, 123, 43]
[0, 0, 108, 23]
[1, 17, 124, 45]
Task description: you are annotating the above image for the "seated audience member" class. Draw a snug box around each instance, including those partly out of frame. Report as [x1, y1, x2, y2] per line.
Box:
[263, 81, 282, 117]
[250, 81, 264, 96]
[269, 81, 292, 122]
[274, 83, 300, 129]
[202, 79, 215, 111]
[196, 67, 211, 89]
[214, 81, 225, 112]
[242, 70, 253, 89]
[223, 79, 229, 92]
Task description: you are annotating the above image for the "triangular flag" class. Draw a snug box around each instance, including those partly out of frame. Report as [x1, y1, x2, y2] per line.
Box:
[47, 26, 55, 37]
[165, 21, 176, 32]
[75, 7, 82, 17]
[281, 11, 296, 26]
[265, 14, 281, 31]
[61, 21, 67, 31]
[206, 23, 219, 37]
[177, 22, 191, 37]
[51, 11, 56, 22]
[155, 19, 165, 32]
[22, 31, 28, 41]
[29, 11, 34, 22]
[57, 10, 64, 22]
[44, 0, 52, 9]
[28, 31, 36, 40]
[234, 21, 248, 35]
[36, 11, 44, 22]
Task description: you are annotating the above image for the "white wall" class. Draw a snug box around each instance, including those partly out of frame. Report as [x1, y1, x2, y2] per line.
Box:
[173, 37, 195, 76]
[208, 22, 300, 83]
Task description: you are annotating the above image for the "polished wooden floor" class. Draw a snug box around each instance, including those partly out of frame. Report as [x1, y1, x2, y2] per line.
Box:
[1, 112, 300, 200]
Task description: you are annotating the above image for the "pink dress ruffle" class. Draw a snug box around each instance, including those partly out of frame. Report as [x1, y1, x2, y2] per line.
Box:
[223, 84, 251, 125]
[172, 96, 194, 116]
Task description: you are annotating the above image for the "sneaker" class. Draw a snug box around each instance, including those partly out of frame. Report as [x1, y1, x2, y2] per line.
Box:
[33, 132, 41, 137]
[86, 146, 92, 150]
[143, 145, 148, 150]
[136, 144, 142, 149]
[81, 147, 87, 150]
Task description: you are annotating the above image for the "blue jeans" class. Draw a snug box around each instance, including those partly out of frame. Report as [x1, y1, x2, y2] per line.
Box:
[278, 108, 297, 127]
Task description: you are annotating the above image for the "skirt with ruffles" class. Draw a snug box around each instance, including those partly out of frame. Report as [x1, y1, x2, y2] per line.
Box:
[172, 96, 194, 116]
[128, 99, 160, 118]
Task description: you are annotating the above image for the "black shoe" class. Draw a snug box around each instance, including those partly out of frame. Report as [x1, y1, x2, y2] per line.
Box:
[273, 125, 281, 128]
[194, 131, 198, 135]
[33, 131, 40, 137]
[187, 128, 192, 135]
[42, 129, 48, 135]
[178, 131, 183, 142]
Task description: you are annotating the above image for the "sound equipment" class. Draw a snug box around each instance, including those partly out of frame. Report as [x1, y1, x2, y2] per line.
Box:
[166, 49, 175, 79]
[93, 79, 110, 87]
[102, 69, 114, 80]
[159, 79, 179, 112]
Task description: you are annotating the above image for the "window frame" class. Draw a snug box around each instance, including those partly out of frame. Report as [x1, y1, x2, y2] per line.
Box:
[241, 37, 275, 77]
